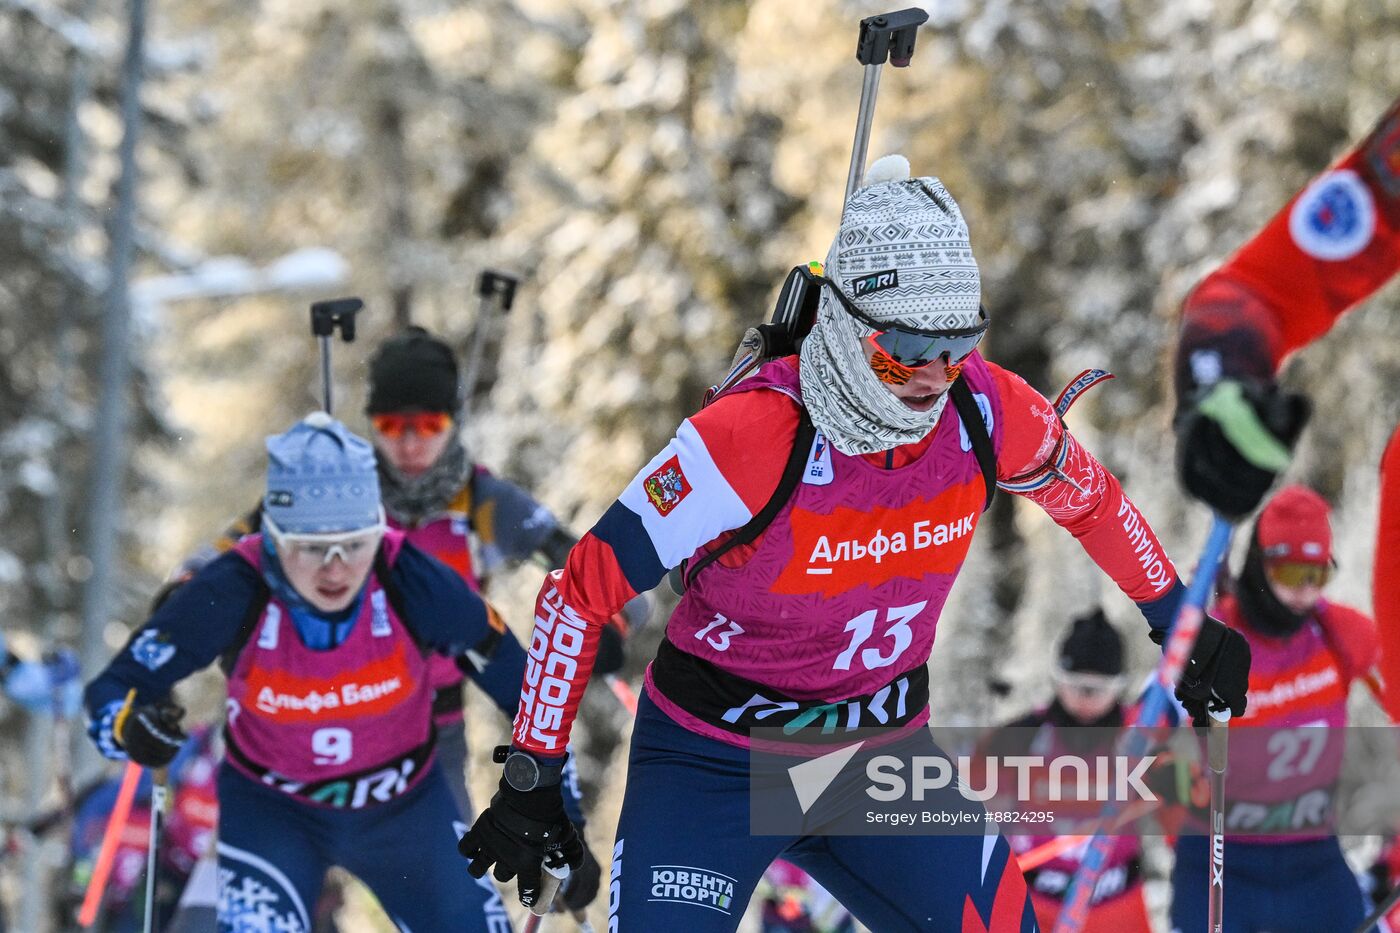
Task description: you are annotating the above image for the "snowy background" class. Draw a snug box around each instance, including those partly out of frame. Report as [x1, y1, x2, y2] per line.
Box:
[2, 0, 1399, 929]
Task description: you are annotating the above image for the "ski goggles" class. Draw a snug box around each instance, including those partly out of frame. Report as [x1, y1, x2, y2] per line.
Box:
[1265, 560, 1332, 588]
[264, 511, 386, 568]
[819, 276, 989, 380]
[370, 411, 453, 440]
[1052, 669, 1126, 700]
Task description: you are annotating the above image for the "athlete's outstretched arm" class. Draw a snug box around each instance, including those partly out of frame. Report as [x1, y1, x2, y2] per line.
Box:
[84, 552, 260, 758]
[989, 364, 1184, 631]
[1176, 96, 1400, 393]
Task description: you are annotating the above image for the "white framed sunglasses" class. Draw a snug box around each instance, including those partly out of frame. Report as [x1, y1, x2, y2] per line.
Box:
[1051, 669, 1126, 700]
[263, 509, 387, 568]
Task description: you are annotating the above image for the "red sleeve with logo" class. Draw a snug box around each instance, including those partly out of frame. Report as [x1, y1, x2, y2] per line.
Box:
[512, 390, 796, 754]
[990, 363, 1181, 613]
[1177, 98, 1400, 391]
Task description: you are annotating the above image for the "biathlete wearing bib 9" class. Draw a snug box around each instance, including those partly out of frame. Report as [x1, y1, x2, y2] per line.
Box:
[84, 414, 515, 933]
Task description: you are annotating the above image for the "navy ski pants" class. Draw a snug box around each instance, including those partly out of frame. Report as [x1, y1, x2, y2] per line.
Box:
[1170, 835, 1368, 933]
[606, 692, 1038, 932]
[216, 761, 510, 932]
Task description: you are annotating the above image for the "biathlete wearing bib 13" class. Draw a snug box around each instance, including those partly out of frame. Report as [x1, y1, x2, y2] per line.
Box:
[464, 164, 1239, 933]
[510, 351, 1187, 932]
[524, 350, 1183, 757]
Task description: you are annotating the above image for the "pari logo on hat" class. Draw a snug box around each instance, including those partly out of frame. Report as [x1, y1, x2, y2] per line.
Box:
[264, 412, 381, 534]
[850, 269, 900, 298]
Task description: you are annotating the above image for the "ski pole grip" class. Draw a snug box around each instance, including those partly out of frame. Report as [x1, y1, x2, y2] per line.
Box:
[477, 271, 518, 313]
[530, 857, 571, 917]
[309, 297, 364, 341]
[855, 8, 928, 67]
[1207, 710, 1230, 773]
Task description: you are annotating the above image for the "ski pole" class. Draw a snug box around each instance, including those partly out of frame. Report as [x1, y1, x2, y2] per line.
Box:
[460, 270, 518, 421]
[1052, 514, 1235, 933]
[842, 8, 928, 206]
[78, 759, 143, 926]
[308, 297, 364, 415]
[522, 858, 571, 932]
[1355, 881, 1400, 933]
[142, 769, 168, 933]
[1206, 712, 1229, 932]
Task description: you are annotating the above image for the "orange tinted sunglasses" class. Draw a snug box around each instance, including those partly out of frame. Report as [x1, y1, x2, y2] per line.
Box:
[1265, 561, 1332, 588]
[867, 347, 967, 387]
[371, 411, 453, 439]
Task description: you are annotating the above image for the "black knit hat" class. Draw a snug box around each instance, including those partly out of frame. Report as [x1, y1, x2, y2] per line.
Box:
[366, 326, 461, 415]
[1057, 608, 1125, 676]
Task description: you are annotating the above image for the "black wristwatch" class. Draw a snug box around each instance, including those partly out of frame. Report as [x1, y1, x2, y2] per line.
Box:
[494, 745, 565, 792]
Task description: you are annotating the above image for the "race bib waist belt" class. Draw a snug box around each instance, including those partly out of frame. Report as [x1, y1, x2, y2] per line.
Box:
[651, 637, 929, 743]
[223, 728, 436, 810]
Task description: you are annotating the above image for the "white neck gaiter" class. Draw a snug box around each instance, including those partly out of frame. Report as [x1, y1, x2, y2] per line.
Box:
[798, 288, 947, 456]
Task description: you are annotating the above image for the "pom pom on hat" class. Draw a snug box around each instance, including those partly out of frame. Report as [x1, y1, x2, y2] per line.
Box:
[862, 153, 911, 186]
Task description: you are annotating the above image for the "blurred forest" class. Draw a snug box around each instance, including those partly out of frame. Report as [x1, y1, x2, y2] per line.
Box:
[2, 0, 1399, 929]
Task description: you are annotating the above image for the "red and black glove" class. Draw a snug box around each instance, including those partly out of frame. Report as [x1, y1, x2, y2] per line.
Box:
[459, 778, 584, 910]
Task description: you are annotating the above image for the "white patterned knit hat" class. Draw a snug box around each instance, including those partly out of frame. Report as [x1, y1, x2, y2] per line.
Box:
[799, 156, 984, 456]
[825, 167, 981, 330]
[264, 412, 382, 534]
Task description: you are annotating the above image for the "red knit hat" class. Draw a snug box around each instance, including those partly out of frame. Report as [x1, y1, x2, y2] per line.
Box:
[1255, 485, 1332, 565]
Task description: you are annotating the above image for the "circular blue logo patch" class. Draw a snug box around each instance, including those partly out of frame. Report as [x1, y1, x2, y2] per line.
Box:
[1288, 169, 1376, 261]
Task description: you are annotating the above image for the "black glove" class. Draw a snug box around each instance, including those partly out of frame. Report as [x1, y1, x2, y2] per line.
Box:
[458, 780, 584, 910]
[116, 698, 187, 768]
[1175, 379, 1310, 518]
[1150, 616, 1252, 726]
[559, 838, 602, 912]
